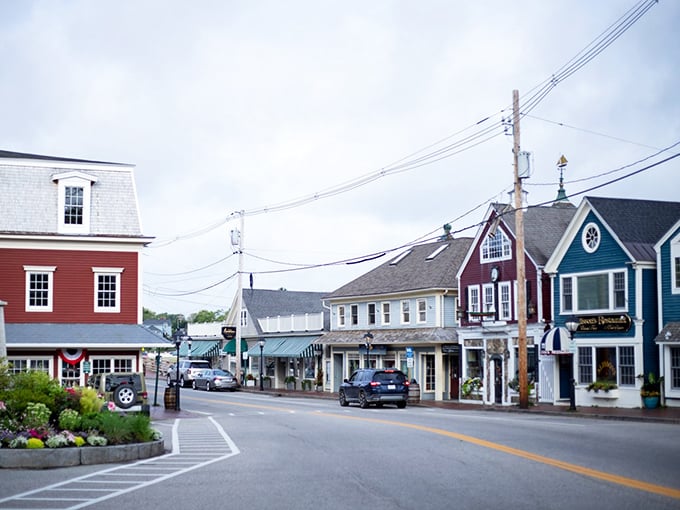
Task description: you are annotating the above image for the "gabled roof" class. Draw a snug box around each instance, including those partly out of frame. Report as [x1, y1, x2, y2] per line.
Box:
[495, 201, 576, 266]
[243, 288, 328, 318]
[545, 196, 680, 273]
[325, 237, 473, 300]
[587, 197, 680, 261]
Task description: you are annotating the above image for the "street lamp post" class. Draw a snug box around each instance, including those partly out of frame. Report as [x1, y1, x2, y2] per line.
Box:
[259, 339, 266, 391]
[174, 338, 181, 411]
[187, 338, 192, 359]
[363, 332, 373, 368]
[565, 318, 579, 412]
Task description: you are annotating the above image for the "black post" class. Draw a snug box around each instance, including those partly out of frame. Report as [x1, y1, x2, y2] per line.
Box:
[569, 354, 577, 412]
[153, 348, 161, 407]
[259, 342, 264, 391]
[175, 339, 181, 411]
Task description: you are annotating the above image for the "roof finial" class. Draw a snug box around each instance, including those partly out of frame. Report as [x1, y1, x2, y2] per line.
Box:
[554, 155, 570, 205]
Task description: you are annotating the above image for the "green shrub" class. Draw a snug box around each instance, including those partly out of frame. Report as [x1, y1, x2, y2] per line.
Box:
[96, 411, 131, 445]
[80, 412, 103, 432]
[1, 370, 64, 416]
[79, 387, 104, 415]
[58, 408, 81, 431]
[23, 402, 51, 429]
[125, 413, 154, 443]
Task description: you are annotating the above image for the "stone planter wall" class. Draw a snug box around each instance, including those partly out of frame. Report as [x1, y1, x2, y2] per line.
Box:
[0, 439, 166, 469]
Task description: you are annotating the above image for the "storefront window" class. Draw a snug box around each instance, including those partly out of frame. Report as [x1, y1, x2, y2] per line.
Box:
[466, 349, 483, 379]
[424, 354, 435, 391]
[671, 347, 680, 389]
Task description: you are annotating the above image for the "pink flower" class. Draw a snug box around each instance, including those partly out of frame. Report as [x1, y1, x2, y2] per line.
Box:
[107, 401, 116, 411]
[0, 401, 6, 411]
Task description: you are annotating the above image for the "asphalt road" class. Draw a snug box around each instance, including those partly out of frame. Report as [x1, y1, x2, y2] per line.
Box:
[2, 389, 679, 510]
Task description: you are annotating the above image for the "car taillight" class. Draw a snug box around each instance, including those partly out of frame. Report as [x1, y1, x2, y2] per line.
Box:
[369, 381, 381, 387]
[141, 391, 148, 398]
[404, 380, 410, 387]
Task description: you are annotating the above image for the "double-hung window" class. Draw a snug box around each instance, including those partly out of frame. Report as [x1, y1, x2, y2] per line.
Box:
[499, 282, 511, 320]
[337, 305, 346, 327]
[53, 172, 97, 234]
[482, 284, 495, 314]
[467, 286, 480, 322]
[93, 267, 122, 313]
[24, 266, 56, 312]
[350, 304, 358, 326]
[401, 300, 410, 324]
[417, 299, 427, 323]
[381, 303, 391, 325]
[367, 303, 376, 326]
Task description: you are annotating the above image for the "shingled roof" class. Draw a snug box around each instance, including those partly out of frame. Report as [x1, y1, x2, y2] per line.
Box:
[325, 237, 473, 299]
[586, 196, 680, 261]
[498, 202, 576, 265]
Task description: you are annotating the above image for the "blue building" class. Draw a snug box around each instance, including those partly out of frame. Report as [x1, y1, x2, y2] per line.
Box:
[544, 197, 680, 408]
[654, 217, 680, 407]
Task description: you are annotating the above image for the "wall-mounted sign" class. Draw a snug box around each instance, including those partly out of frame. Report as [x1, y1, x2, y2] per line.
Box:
[576, 314, 632, 333]
[221, 326, 237, 340]
[441, 344, 460, 354]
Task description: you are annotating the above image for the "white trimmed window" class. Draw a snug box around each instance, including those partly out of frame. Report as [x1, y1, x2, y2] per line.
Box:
[337, 305, 346, 327]
[467, 285, 480, 322]
[560, 270, 628, 314]
[401, 300, 410, 324]
[481, 229, 512, 262]
[93, 267, 123, 313]
[499, 282, 511, 320]
[482, 283, 495, 314]
[582, 222, 601, 253]
[350, 304, 358, 326]
[381, 302, 391, 325]
[91, 357, 135, 374]
[53, 171, 98, 234]
[367, 303, 377, 326]
[24, 266, 56, 312]
[672, 238, 680, 294]
[8, 357, 51, 374]
[577, 346, 635, 386]
[417, 299, 427, 323]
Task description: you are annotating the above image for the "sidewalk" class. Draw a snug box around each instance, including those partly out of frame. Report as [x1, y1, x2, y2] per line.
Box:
[149, 387, 680, 425]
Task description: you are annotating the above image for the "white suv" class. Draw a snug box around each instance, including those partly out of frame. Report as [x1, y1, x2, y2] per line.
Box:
[170, 359, 211, 387]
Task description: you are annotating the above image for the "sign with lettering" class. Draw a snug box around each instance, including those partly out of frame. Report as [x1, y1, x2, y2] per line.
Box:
[221, 326, 237, 340]
[575, 314, 632, 333]
[441, 344, 460, 354]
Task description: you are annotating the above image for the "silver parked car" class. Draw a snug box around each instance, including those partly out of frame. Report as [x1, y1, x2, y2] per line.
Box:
[192, 369, 239, 391]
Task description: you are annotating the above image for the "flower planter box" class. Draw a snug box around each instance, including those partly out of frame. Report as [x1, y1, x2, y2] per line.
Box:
[591, 389, 619, 400]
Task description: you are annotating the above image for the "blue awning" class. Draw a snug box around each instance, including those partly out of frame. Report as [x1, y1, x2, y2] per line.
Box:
[248, 337, 317, 358]
[540, 327, 573, 355]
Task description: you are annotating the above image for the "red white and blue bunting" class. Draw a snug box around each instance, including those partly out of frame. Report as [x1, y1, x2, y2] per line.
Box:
[59, 348, 87, 365]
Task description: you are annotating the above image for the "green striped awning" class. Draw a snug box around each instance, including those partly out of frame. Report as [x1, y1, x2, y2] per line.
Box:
[248, 337, 317, 358]
[179, 340, 220, 358]
[222, 339, 249, 355]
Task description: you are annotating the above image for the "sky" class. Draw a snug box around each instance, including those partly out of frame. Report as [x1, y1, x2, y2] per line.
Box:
[2, 1, 679, 317]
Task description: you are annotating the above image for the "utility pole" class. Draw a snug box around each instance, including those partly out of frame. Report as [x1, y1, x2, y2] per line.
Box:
[233, 211, 245, 385]
[512, 89, 529, 409]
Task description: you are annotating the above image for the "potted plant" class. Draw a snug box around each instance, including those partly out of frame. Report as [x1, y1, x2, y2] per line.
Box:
[301, 379, 313, 391]
[639, 372, 662, 409]
[461, 377, 483, 399]
[263, 375, 272, 389]
[246, 373, 256, 387]
[284, 375, 297, 390]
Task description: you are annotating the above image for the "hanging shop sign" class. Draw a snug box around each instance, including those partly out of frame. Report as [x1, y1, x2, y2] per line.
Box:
[575, 314, 632, 333]
[221, 326, 237, 340]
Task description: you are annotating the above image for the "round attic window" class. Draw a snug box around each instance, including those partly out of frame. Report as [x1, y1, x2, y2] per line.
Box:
[582, 222, 601, 253]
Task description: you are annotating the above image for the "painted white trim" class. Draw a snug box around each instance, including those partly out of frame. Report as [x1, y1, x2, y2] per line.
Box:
[557, 269, 628, 315]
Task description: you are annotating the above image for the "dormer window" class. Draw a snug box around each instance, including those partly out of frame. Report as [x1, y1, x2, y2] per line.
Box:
[481, 229, 511, 262]
[52, 171, 98, 234]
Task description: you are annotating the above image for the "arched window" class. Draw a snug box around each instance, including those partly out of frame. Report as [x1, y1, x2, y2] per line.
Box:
[481, 229, 511, 262]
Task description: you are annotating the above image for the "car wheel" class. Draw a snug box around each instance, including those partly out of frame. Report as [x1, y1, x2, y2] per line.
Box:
[359, 391, 369, 409]
[397, 401, 407, 409]
[113, 385, 136, 409]
[338, 390, 349, 407]
[180, 377, 186, 388]
[167, 375, 172, 386]
[192, 380, 198, 390]
[205, 382, 211, 392]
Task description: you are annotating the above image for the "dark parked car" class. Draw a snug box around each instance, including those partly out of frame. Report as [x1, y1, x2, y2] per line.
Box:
[338, 368, 410, 409]
[192, 369, 239, 391]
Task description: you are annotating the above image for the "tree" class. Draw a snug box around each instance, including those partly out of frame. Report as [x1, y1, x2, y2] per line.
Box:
[188, 309, 226, 323]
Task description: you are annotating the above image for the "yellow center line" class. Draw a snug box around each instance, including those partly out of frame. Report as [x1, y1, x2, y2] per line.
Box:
[188, 396, 680, 500]
[316, 411, 680, 501]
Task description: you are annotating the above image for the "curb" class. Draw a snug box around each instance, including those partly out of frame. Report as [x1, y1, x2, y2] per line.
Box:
[0, 440, 166, 469]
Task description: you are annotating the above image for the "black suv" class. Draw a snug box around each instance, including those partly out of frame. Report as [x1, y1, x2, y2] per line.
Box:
[339, 369, 410, 409]
[87, 372, 149, 414]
